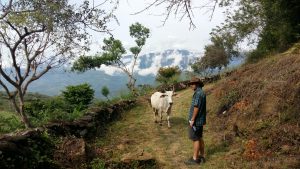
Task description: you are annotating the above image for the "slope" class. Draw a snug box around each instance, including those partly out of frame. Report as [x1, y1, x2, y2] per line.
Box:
[91, 47, 300, 169]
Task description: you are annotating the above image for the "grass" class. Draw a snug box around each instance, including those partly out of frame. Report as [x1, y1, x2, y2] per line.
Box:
[90, 50, 300, 168]
[91, 85, 243, 169]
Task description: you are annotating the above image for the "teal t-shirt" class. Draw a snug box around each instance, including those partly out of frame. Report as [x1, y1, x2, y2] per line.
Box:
[188, 87, 206, 127]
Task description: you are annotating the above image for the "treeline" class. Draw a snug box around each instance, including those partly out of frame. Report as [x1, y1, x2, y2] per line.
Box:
[191, 0, 300, 73]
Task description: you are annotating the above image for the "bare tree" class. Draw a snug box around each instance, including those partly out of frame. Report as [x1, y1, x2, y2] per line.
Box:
[132, 0, 223, 29]
[0, 0, 117, 128]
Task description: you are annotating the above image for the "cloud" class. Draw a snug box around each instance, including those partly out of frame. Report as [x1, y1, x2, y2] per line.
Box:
[98, 65, 123, 76]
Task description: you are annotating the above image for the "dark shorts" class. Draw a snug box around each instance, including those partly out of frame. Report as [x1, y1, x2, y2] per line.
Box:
[188, 126, 203, 141]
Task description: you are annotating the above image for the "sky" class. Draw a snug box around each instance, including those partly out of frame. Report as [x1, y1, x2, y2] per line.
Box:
[82, 0, 227, 55]
[0, 0, 228, 70]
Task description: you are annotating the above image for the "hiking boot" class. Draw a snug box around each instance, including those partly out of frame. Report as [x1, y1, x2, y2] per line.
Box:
[184, 157, 200, 165]
[199, 156, 206, 163]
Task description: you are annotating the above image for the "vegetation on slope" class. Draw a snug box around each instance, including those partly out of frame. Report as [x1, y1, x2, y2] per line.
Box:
[90, 48, 299, 168]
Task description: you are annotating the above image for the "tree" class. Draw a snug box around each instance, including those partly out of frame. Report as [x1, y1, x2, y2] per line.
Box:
[155, 66, 181, 85]
[140, 0, 300, 60]
[62, 83, 95, 110]
[192, 32, 239, 74]
[134, 0, 223, 29]
[0, 0, 117, 128]
[72, 22, 150, 93]
[101, 86, 110, 101]
[210, 0, 300, 61]
[127, 23, 150, 91]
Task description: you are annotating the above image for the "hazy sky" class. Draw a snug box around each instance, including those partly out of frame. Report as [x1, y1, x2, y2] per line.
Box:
[84, 0, 227, 55]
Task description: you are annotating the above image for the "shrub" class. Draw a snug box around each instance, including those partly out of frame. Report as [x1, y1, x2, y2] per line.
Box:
[0, 112, 24, 134]
[90, 158, 105, 169]
[101, 86, 110, 100]
[25, 96, 85, 126]
[156, 66, 181, 85]
[217, 90, 241, 115]
[62, 83, 95, 110]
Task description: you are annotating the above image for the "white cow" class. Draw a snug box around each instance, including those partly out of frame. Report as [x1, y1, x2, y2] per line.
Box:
[150, 90, 176, 128]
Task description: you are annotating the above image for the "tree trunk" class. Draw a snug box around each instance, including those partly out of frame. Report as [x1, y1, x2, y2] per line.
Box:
[18, 92, 32, 128]
[20, 111, 32, 128]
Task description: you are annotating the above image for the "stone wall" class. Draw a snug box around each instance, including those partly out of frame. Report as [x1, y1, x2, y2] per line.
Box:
[0, 100, 136, 169]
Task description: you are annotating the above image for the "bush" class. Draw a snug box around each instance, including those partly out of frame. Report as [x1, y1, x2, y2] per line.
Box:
[156, 66, 181, 85]
[25, 96, 85, 126]
[0, 112, 24, 134]
[62, 83, 95, 110]
[136, 84, 154, 96]
[217, 90, 241, 115]
[101, 86, 110, 100]
[90, 158, 105, 169]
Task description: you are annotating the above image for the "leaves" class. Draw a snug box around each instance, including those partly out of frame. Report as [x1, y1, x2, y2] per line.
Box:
[156, 66, 181, 85]
[72, 22, 150, 92]
[101, 86, 110, 100]
[0, 0, 117, 127]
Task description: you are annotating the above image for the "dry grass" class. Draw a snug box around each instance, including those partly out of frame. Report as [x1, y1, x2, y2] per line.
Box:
[91, 51, 300, 169]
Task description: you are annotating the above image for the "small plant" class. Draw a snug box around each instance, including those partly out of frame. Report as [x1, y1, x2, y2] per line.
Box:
[90, 158, 105, 169]
[101, 86, 110, 101]
[217, 89, 241, 114]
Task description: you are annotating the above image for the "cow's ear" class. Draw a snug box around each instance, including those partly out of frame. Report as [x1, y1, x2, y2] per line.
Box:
[173, 92, 177, 96]
[160, 94, 167, 98]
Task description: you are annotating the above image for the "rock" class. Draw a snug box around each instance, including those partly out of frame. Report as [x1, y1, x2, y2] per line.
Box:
[79, 129, 88, 137]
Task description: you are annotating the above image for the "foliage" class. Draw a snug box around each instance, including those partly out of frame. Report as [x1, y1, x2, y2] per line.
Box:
[90, 158, 105, 169]
[0, 130, 58, 169]
[142, 0, 300, 61]
[192, 31, 239, 75]
[62, 83, 94, 110]
[0, 0, 117, 128]
[72, 23, 150, 92]
[0, 112, 24, 134]
[72, 37, 126, 72]
[212, 0, 300, 62]
[217, 90, 241, 115]
[101, 86, 110, 100]
[136, 84, 154, 96]
[155, 66, 181, 85]
[24, 96, 85, 126]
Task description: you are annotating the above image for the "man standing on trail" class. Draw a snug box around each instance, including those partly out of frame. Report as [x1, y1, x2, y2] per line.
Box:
[185, 77, 206, 165]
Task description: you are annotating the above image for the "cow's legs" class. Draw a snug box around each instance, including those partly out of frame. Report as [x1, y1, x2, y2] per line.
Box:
[159, 110, 163, 125]
[167, 115, 171, 128]
[153, 108, 158, 123]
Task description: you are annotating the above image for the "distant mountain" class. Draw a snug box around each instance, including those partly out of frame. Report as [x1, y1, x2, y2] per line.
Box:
[99, 49, 199, 76]
[28, 70, 156, 99]
[27, 49, 200, 98]
[1, 49, 243, 99]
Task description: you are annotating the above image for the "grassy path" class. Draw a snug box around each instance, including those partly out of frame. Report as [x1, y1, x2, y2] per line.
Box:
[94, 86, 228, 169]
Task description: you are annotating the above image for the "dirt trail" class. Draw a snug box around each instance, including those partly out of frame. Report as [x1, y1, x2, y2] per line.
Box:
[95, 89, 204, 169]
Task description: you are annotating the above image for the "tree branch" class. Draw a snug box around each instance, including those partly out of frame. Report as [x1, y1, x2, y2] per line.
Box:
[22, 65, 51, 96]
[0, 66, 18, 87]
[0, 0, 13, 19]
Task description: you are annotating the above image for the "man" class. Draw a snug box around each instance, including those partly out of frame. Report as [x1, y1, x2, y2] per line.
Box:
[185, 77, 206, 165]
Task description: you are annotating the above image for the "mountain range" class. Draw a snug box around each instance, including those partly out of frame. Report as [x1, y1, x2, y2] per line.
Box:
[1, 49, 243, 99]
[98, 49, 199, 76]
[28, 49, 200, 98]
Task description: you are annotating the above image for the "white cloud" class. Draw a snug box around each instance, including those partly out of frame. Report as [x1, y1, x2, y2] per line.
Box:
[98, 65, 123, 76]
